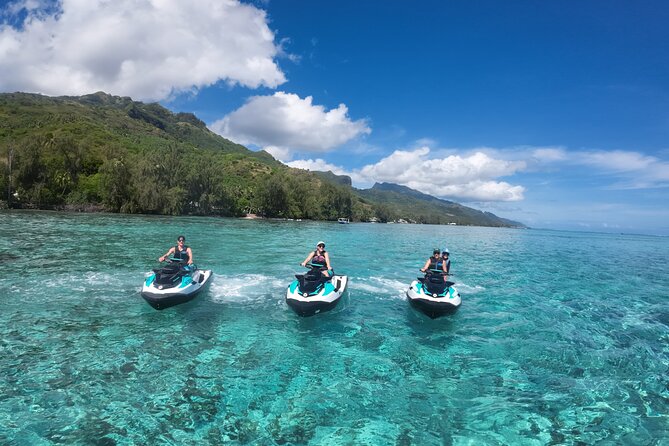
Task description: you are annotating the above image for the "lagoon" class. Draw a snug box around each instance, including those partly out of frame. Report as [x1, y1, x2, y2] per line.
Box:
[1, 211, 668, 444]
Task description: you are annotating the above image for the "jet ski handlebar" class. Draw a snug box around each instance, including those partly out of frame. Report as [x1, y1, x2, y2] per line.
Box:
[302, 263, 335, 276]
[162, 257, 188, 264]
[420, 268, 451, 273]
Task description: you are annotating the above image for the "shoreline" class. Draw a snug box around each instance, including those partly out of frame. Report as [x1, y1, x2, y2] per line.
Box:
[0, 206, 531, 229]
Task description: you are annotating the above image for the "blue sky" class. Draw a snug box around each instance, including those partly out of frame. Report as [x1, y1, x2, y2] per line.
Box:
[1, 0, 668, 234]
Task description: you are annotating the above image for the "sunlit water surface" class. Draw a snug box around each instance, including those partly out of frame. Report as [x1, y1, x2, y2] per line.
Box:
[1, 211, 668, 445]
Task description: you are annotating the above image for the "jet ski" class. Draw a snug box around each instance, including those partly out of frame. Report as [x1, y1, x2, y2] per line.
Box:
[286, 264, 348, 316]
[406, 270, 461, 318]
[140, 259, 212, 310]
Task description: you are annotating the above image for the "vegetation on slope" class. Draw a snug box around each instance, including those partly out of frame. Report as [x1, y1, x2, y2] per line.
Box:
[0, 92, 524, 227]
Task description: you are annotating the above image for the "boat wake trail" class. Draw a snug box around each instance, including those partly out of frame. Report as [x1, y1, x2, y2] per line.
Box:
[456, 283, 485, 294]
[207, 273, 284, 304]
[349, 276, 408, 300]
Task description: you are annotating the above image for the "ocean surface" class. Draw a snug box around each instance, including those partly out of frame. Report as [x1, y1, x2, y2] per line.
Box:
[1, 210, 668, 445]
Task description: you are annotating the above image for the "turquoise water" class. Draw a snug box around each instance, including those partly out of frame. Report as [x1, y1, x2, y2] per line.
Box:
[1, 211, 668, 445]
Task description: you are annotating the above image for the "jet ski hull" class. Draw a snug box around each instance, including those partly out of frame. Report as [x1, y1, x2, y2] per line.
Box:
[286, 275, 348, 317]
[406, 279, 461, 318]
[141, 269, 212, 310]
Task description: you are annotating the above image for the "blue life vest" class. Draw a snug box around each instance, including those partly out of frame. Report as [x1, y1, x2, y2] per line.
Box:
[441, 258, 451, 273]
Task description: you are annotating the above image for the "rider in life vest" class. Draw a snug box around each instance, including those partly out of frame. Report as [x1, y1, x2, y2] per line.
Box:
[440, 249, 451, 279]
[159, 235, 194, 265]
[421, 248, 448, 275]
[301, 241, 333, 277]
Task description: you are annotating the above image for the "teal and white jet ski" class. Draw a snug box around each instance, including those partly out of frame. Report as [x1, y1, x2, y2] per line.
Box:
[141, 259, 212, 310]
[286, 264, 348, 316]
[406, 270, 461, 318]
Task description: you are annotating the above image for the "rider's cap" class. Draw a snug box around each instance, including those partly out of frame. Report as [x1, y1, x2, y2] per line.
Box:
[178, 235, 185, 242]
[317, 241, 325, 246]
[433, 248, 440, 254]
[442, 248, 449, 254]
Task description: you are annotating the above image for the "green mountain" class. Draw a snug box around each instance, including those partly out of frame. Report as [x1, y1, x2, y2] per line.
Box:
[357, 182, 525, 227]
[0, 91, 275, 161]
[0, 91, 282, 215]
[0, 92, 525, 228]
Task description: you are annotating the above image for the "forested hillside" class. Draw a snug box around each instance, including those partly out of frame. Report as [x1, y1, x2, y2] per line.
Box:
[358, 183, 525, 227]
[0, 92, 524, 227]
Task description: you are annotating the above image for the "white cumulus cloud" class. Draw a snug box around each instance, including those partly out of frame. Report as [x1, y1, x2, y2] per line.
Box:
[424, 180, 525, 201]
[359, 148, 525, 184]
[0, 0, 286, 100]
[210, 91, 371, 159]
[358, 148, 526, 201]
[287, 147, 527, 202]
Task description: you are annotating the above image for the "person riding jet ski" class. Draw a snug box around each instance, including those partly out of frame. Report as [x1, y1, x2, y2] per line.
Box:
[420, 248, 447, 275]
[141, 235, 211, 310]
[301, 241, 332, 277]
[159, 235, 193, 266]
[287, 241, 347, 316]
[408, 247, 460, 317]
[440, 248, 451, 279]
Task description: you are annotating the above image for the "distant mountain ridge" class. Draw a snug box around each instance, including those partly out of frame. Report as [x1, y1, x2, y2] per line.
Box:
[357, 182, 526, 227]
[314, 170, 525, 227]
[369, 182, 453, 202]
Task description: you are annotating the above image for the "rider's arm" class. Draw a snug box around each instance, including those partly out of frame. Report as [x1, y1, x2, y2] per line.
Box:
[159, 247, 175, 262]
[301, 252, 314, 266]
[421, 259, 430, 272]
[187, 247, 193, 265]
[324, 252, 332, 270]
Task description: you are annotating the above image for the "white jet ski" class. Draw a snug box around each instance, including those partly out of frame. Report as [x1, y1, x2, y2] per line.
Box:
[141, 260, 212, 310]
[286, 265, 348, 316]
[406, 271, 461, 318]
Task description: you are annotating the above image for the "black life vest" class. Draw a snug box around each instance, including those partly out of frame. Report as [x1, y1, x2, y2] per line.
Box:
[428, 255, 441, 271]
[173, 245, 190, 262]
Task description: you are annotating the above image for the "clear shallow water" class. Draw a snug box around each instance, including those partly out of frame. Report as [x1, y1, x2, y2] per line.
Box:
[1, 210, 668, 445]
